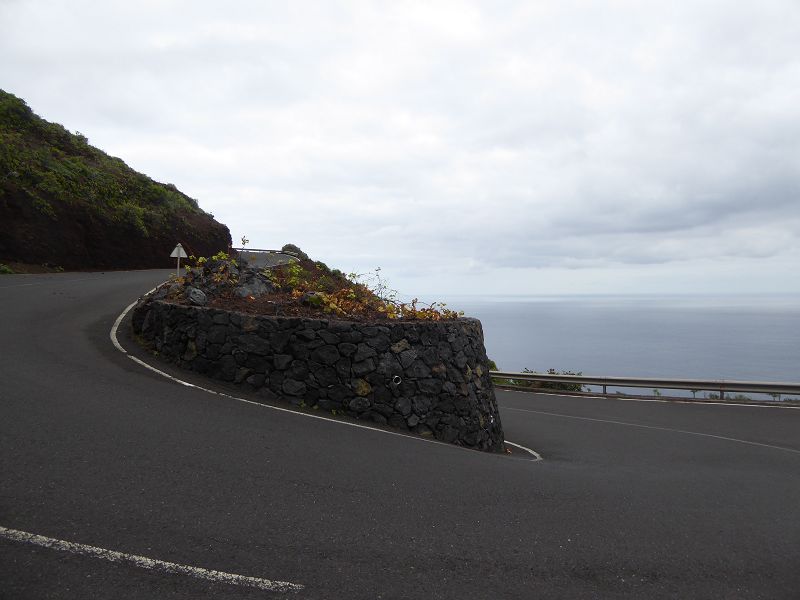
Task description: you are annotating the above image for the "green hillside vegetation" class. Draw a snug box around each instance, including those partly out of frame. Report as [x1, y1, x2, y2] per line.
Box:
[0, 89, 230, 270]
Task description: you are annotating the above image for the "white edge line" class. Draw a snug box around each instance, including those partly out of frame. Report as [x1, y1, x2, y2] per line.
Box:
[0, 525, 303, 592]
[506, 406, 800, 456]
[110, 288, 541, 461]
[504, 440, 542, 461]
[110, 299, 140, 354]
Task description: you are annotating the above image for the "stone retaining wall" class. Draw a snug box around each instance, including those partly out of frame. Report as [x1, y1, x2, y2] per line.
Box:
[132, 299, 504, 452]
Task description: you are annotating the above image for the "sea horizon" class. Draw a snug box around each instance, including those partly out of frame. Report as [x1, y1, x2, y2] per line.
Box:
[416, 293, 800, 385]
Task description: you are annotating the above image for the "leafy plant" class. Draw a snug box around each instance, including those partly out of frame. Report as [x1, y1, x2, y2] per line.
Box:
[0, 263, 14, 274]
[285, 263, 307, 288]
[210, 250, 236, 265]
[179, 248, 463, 321]
[187, 254, 207, 267]
[261, 260, 462, 320]
[180, 252, 239, 289]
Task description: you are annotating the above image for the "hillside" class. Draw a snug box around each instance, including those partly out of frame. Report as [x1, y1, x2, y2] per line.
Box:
[0, 89, 230, 271]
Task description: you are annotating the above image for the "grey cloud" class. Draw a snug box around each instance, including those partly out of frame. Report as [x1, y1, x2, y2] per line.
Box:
[2, 0, 799, 293]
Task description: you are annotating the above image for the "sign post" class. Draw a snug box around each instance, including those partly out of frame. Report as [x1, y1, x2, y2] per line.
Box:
[170, 243, 188, 277]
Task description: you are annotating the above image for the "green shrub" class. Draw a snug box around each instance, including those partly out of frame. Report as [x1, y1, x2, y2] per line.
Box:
[0, 88, 212, 233]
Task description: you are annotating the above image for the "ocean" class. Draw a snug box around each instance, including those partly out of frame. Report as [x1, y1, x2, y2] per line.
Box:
[441, 295, 800, 384]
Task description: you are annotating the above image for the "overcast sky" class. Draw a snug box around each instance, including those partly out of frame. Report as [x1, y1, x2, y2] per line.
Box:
[2, 0, 799, 297]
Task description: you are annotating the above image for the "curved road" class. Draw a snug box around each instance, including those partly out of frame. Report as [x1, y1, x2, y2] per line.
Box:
[1, 271, 799, 599]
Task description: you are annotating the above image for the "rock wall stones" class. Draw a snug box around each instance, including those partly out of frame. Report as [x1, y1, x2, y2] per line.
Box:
[132, 299, 505, 452]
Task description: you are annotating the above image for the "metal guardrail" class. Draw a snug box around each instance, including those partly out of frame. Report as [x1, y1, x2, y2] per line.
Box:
[489, 371, 800, 400]
[231, 248, 300, 269]
[231, 247, 299, 255]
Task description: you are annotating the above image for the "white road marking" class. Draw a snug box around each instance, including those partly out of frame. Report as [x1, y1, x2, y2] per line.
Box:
[0, 525, 303, 593]
[110, 289, 541, 461]
[110, 299, 141, 354]
[504, 441, 542, 461]
[506, 406, 800, 455]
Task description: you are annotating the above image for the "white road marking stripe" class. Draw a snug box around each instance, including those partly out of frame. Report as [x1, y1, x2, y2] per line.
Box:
[0, 525, 303, 592]
[504, 441, 542, 461]
[110, 299, 140, 354]
[506, 406, 800, 455]
[110, 287, 541, 461]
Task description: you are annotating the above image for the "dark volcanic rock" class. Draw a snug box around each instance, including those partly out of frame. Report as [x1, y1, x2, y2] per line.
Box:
[187, 287, 208, 306]
[131, 301, 505, 452]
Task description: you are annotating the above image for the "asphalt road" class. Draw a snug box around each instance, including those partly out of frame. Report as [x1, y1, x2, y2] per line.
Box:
[1, 271, 799, 599]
